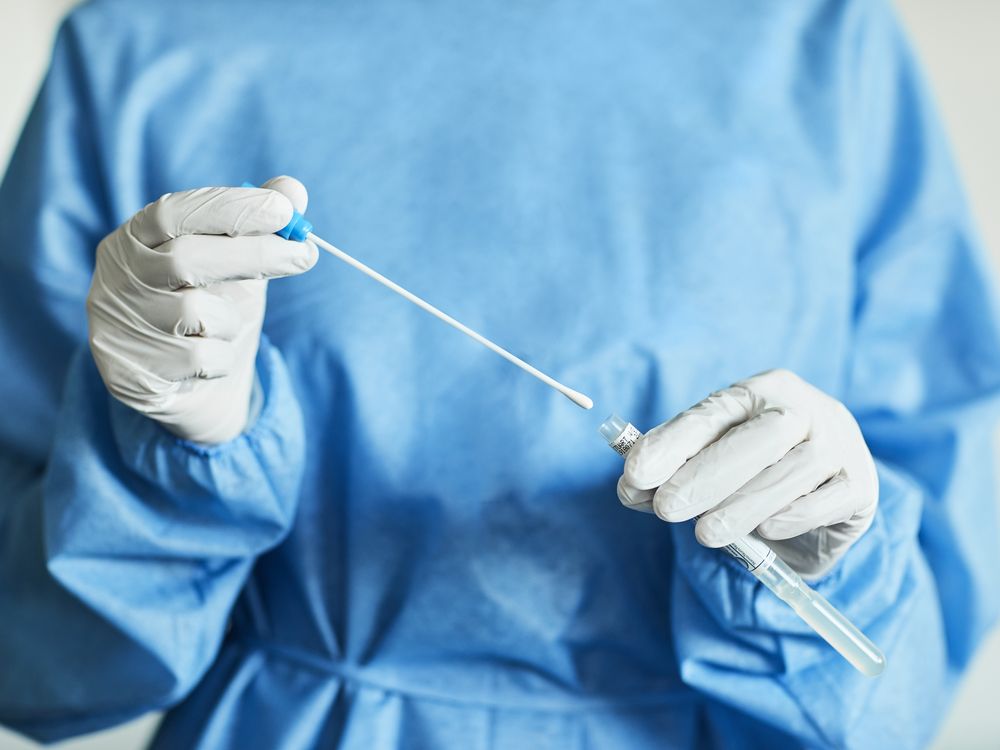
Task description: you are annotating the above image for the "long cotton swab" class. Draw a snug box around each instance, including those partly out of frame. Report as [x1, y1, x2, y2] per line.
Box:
[307, 232, 594, 410]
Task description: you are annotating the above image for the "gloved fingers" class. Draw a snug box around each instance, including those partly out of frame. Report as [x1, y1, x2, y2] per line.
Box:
[138, 287, 240, 339]
[624, 384, 759, 490]
[693, 440, 839, 547]
[130, 185, 295, 248]
[140, 234, 316, 288]
[169, 288, 242, 339]
[616, 476, 655, 513]
[652, 406, 810, 523]
[89, 334, 172, 403]
[261, 175, 309, 214]
[156, 337, 235, 381]
[756, 474, 857, 541]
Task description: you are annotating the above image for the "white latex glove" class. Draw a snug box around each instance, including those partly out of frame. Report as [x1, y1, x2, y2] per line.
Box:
[87, 176, 317, 444]
[618, 369, 879, 579]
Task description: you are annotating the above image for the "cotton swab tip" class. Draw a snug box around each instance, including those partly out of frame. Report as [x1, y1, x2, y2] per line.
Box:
[562, 388, 594, 410]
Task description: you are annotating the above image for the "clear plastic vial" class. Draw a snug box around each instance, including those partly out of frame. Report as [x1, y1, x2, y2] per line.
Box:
[600, 413, 886, 677]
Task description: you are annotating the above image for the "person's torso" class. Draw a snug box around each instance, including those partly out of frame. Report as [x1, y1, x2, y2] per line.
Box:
[77, 0, 863, 744]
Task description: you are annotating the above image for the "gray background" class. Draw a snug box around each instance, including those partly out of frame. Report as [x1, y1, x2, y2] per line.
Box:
[0, 1, 997, 747]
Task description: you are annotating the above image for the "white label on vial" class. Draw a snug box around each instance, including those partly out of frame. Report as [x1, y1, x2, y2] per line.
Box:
[723, 535, 776, 572]
[610, 424, 642, 457]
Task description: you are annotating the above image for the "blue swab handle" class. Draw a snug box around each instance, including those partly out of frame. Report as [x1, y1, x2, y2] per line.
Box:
[240, 182, 313, 242]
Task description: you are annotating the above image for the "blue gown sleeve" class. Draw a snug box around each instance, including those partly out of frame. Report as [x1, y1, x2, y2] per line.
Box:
[666, 3, 1000, 748]
[0, 15, 307, 744]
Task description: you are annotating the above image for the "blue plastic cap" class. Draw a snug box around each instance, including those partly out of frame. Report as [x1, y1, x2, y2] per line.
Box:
[276, 213, 313, 243]
[240, 181, 313, 242]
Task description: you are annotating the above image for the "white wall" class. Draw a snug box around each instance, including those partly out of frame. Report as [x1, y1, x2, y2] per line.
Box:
[0, 1, 996, 748]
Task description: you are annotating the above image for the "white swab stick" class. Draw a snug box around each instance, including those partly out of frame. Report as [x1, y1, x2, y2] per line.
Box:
[307, 232, 593, 410]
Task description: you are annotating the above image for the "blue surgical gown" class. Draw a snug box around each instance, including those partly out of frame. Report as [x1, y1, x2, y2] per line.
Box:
[2, 0, 1000, 747]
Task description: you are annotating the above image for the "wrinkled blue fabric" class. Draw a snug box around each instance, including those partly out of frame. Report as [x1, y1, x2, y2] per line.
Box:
[2, 0, 1000, 748]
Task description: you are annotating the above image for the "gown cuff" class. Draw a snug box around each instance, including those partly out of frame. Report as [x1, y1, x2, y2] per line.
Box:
[106, 335, 307, 533]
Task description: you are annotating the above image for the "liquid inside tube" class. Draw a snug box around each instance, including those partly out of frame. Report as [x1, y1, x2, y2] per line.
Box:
[754, 555, 886, 677]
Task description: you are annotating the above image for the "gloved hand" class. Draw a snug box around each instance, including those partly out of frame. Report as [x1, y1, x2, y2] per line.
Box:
[617, 369, 879, 579]
[87, 176, 317, 444]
